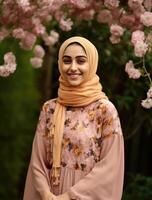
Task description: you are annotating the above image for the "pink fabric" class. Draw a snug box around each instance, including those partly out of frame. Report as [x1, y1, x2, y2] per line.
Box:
[23, 99, 124, 200]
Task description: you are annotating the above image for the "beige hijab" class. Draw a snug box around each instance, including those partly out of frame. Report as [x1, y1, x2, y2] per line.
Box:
[50, 36, 108, 185]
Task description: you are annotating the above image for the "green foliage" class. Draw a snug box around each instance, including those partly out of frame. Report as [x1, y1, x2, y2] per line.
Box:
[122, 174, 152, 200]
[0, 39, 41, 199]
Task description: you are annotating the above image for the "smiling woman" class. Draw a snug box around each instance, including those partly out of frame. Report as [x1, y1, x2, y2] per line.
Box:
[23, 36, 124, 200]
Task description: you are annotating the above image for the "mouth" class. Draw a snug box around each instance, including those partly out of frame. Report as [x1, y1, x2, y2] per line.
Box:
[67, 73, 81, 79]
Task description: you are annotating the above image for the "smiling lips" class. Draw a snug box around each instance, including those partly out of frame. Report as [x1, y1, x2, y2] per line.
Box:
[67, 73, 81, 79]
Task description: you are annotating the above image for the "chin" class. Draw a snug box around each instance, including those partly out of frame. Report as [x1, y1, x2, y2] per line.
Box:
[68, 80, 82, 86]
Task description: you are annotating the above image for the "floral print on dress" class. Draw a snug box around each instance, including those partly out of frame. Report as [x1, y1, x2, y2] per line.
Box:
[42, 98, 122, 174]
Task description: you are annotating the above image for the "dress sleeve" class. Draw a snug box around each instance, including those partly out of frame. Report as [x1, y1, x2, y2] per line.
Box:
[23, 102, 53, 200]
[68, 101, 124, 200]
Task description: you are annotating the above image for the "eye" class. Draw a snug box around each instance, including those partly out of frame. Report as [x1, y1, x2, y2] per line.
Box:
[63, 58, 72, 64]
[76, 58, 86, 65]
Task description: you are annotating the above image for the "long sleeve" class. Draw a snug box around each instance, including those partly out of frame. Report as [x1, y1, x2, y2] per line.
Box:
[68, 101, 124, 200]
[23, 102, 53, 200]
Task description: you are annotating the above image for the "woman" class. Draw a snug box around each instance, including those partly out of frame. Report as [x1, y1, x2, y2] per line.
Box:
[23, 36, 124, 200]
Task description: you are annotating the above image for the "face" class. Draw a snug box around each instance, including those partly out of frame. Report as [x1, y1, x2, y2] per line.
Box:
[61, 43, 89, 86]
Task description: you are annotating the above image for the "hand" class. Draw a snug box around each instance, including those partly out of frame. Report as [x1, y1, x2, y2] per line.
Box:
[42, 192, 57, 200]
[45, 192, 57, 200]
[56, 193, 70, 200]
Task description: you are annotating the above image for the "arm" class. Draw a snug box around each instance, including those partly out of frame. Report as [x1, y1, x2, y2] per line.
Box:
[24, 102, 55, 200]
[61, 101, 124, 200]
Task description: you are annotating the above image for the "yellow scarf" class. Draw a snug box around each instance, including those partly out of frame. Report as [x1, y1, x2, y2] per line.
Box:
[50, 36, 108, 185]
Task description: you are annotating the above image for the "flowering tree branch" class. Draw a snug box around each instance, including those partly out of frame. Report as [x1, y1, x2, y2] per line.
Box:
[0, 0, 152, 108]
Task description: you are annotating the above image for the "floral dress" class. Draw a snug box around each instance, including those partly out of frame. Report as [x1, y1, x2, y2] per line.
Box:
[23, 99, 124, 200]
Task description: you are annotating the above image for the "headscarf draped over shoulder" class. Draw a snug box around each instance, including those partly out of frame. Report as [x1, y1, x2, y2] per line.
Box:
[57, 36, 107, 106]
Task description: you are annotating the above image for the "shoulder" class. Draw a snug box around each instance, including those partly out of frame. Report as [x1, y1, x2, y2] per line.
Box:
[97, 99, 118, 113]
[95, 99, 119, 120]
[42, 98, 57, 113]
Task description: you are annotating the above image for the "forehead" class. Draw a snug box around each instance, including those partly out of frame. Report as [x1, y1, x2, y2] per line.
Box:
[63, 43, 86, 56]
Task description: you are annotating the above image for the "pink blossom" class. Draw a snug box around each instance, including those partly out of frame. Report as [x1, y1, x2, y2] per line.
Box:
[6, 63, 16, 72]
[42, 30, 59, 46]
[4, 52, 16, 64]
[50, 30, 59, 40]
[0, 65, 13, 77]
[104, 0, 120, 9]
[125, 60, 134, 70]
[37, 0, 54, 7]
[109, 35, 121, 44]
[128, 0, 145, 17]
[129, 0, 144, 4]
[143, 0, 152, 11]
[32, 23, 46, 36]
[120, 14, 135, 28]
[0, 52, 16, 77]
[110, 24, 124, 37]
[147, 86, 152, 98]
[1, 3, 17, 25]
[34, 45, 45, 58]
[36, 9, 51, 22]
[32, 17, 46, 36]
[126, 68, 141, 79]
[131, 30, 145, 45]
[17, 0, 30, 7]
[18, 3, 31, 13]
[69, 0, 90, 9]
[128, 0, 144, 8]
[110, 7, 124, 21]
[12, 28, 25, 39]
[49, 0, 65, 12]
[0, 66, 8, 77]
[59, 17, 73, 31]
[54, 10, 64, 21]
[30, 57, 43, 68]
[134, 6, 145, 18]
[78, 9, 95, 20]
[140, 11, 152, 27]
[43, 36, 56, 46]
[45, 15, 52, 23]
[19, 18, 33, 30]
[32, 17, 41, 26]
[141, 98, 152, 109]
[137, 0, 144, 2]
[125, 60, 141, 79]
[130, 18, 144, 31]
[19, 31, 36, 50]
[134, 41, 148, 57]
[97, 9, 112, 24]
[22, 4, 35, 18]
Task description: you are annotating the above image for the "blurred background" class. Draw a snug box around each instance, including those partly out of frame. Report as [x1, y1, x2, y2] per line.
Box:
[0, 20, 152, 200]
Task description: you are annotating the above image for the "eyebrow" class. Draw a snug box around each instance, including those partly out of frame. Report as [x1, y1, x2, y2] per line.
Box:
[62, 55, 87, 59]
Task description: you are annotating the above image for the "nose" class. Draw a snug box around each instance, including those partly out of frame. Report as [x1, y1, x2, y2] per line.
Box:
[70, 60, 77, 71]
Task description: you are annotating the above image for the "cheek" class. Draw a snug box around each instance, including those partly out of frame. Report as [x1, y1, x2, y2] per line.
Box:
[81, 63, 89, 74]
[61, 64, 69, 73]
